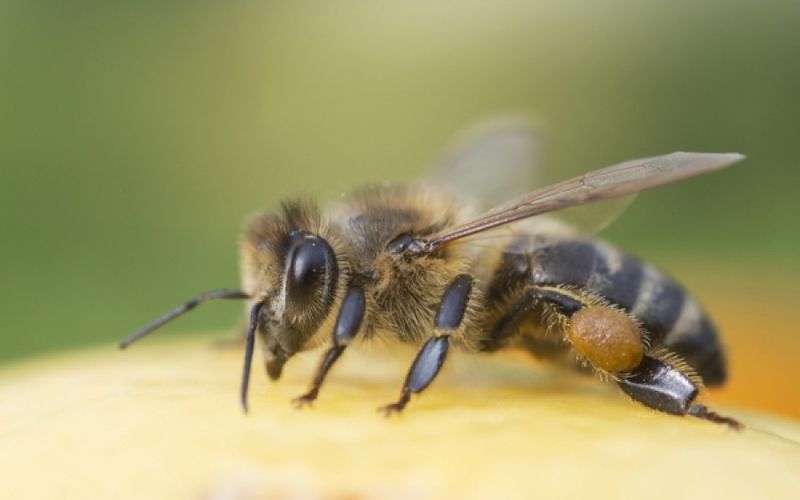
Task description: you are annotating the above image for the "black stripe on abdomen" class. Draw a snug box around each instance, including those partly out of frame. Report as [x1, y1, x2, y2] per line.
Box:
[530, 240, 684, 343]
[587, 243, 644, 311]
[663, 298, 726, 386]
[493, 236, 725, 385]
[531, 240, 645, 313]
[631, 265, 686, 345]
[531, 240, 598, 289]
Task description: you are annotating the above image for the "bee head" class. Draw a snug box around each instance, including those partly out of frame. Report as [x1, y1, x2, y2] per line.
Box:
[242, 200, 340, 380]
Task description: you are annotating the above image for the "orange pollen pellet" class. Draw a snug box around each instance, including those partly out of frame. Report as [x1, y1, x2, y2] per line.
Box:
[566, 306, 644, 373]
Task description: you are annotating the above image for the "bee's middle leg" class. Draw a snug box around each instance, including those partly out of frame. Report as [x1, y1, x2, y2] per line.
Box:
[292, 286, 365, 407]
[379, 274, 474, 415]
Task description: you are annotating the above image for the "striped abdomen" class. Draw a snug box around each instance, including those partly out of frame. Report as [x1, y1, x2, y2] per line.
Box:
[492, 237, 726, 386]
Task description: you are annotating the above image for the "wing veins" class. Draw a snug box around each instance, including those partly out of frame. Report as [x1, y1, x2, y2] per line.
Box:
[426, 151, 744, 248]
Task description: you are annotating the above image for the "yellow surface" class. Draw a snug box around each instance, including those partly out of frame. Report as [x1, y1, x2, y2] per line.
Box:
[1, 336, 799, 500]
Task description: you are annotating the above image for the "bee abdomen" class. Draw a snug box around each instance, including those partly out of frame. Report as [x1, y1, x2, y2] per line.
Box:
[526, 240, 647, 310]
[659, 298, 726, 385]
[496, 237, 726, 385]
[626, 263, 726, 385]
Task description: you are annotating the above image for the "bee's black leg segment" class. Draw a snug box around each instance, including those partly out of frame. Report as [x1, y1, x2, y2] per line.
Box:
[434, 274, 474, 329]
[617, 356, 699, 415]
[380, 335, 450, 416]
[380, 274, 471, 415]
[293, 286, 365, 407]
[481, 285, 585, 352]
[688, 405, 743, 430]
[616, 356, 741, 429]
[407, 335, 451, 393]
[528, 286, 585, 317]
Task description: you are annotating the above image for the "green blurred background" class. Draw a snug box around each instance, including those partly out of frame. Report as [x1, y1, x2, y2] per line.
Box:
[1, 0, 798, 369]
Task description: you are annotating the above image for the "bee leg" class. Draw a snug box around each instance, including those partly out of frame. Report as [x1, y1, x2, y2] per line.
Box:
[617, 356, 742, 429]
[379, 274, 472, 415]
[481, 285, 585, 353]
[379, 335, 451, 415]
[617, 356, 698, 415]
[292, 287, 365, 408]
[492, 285, 742, 428]
[479, 287, 583, 359]
[687, 405, 743, 430]
[292, 346, 347, 408]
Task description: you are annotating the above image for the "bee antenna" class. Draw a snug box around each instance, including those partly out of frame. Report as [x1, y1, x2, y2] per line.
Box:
[240, 300, 265, 414]
[119, 289, 251, 349]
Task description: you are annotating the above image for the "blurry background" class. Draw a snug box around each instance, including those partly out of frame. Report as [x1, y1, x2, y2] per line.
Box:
[1, 1, 798, 416]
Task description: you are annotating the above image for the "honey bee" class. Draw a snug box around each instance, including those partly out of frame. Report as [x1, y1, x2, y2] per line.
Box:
[121, 119, 744, 428]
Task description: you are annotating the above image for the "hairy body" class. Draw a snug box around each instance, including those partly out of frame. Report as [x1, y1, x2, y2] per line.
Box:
[122, 120, 742, 427]
[241, 184, 726, 407]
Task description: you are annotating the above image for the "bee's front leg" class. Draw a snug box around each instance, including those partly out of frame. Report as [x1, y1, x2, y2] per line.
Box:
[293, 286, 365, 408]
[380, 274, 473, 415]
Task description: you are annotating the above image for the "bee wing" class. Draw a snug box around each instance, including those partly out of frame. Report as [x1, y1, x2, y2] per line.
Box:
[427, 116, 543, 211]
[427, 116, 636, 235]
[553, 194, 638, 236]
[425, 151, 745, 249]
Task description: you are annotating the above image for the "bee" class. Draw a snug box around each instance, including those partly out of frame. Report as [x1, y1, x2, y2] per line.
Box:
[120, 119, 744, 428]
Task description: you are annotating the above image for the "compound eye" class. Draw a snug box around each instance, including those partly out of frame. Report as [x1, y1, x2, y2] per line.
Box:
[287, 235, 336, 309]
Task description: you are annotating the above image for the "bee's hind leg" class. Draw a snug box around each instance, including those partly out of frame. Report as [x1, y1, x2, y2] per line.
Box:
[617, 355, 742, 430]
[480, 285, 583, 357]
[379, 274, 473, 415]
[687, 405, 743, 429]
[488, 284, 742, 429]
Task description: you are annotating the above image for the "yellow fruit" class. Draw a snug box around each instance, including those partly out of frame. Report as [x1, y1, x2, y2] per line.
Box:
[1, 336, 799, 499]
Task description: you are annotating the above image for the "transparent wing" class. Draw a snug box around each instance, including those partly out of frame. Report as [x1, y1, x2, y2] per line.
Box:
[426, 116, 638, 234]
[425, 151, 745, 249]
[454, 216, 578, 256]
[555, 194, 638, 236]
[427, 115, 543, 211]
